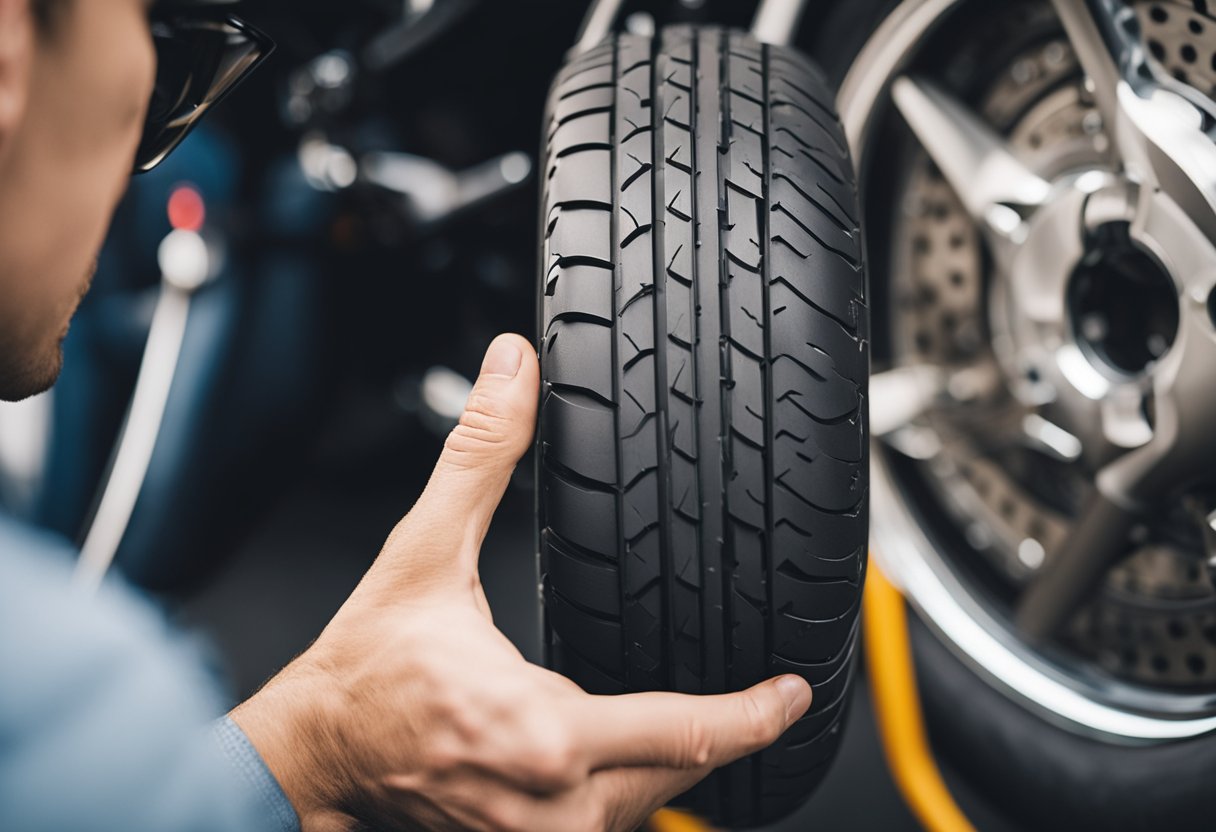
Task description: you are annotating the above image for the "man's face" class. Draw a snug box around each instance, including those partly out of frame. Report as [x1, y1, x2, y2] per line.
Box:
[0, 0, 156, 401]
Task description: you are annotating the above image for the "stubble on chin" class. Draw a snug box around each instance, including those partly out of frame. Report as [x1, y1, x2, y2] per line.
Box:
[0, 258, 97, 402]
[0, 334, 64, 403]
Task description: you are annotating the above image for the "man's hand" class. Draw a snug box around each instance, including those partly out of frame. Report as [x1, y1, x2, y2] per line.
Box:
[231, 334, 812, 832]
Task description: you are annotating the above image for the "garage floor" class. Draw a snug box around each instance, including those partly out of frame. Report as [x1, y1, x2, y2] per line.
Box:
[181, 416, 1007, 831]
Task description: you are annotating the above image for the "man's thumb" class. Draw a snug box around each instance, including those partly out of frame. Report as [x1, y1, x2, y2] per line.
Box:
[419, 333, 539, 550]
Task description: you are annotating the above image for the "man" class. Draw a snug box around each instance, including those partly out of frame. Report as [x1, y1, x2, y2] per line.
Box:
[0, 1, 814, 830]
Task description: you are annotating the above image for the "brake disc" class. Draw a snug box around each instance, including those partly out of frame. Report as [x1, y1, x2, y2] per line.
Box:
[889, 0, 1216, 690]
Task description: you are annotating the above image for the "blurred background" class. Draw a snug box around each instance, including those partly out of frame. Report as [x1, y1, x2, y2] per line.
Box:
[12, 0, 1216, 829]
[0, 2, 935, 827]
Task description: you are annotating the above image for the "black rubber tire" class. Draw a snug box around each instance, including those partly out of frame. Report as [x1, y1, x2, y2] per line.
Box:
[911, 614, 1216, 831]
[535, 26, 869, 827]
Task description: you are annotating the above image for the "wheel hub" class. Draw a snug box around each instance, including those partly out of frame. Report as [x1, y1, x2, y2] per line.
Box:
[995, 172, 1186, 457]
[1068, 222, 1179, 377]
[854, 0, 1216, 721]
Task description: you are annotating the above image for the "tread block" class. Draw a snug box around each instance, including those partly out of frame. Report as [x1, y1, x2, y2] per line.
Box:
[543, 472, 617, 558]
[623, 525, 662, 596]
[550, 634, 624, 695]
[769, 241, 864, 332]
[774, 601, 860, 664]
[546, 149, 613, 209]
[541, 388, 616, 484]
[545, 532, 620, 617]
[545, 262, 613, 324]
[549, 115, 613, 162]
[546, 204, 612, 263]
[775, 447, 864, 514]
[622, 468, 659, 541]
[771, 355, 860, 424]
[544, 319, 615, 405]
[548, 590, 623, 675]
[552, 85, 614, 122]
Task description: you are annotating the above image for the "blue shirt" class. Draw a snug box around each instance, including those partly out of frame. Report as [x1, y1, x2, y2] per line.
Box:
[0, 514, 300, 832]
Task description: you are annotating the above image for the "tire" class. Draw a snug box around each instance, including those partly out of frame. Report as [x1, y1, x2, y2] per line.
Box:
[909, 615, 1216, 831]
[536, 26, 869, 827]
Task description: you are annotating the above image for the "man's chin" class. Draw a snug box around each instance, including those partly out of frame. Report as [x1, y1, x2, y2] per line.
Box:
[0, 342, 64, 403]
[0, 263, 91, 402]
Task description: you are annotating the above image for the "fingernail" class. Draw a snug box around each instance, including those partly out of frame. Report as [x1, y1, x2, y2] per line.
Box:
[481, 336, 522, 378]
[775, 675, 812, 726]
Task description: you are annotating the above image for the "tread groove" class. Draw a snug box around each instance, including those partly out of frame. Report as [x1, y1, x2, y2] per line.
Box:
[759, 43, 776, 803]
[552, 586, 622, 625]
[608, 35, 628, 693]
[651, 30, 675, 694]
[544, 527, 617, 567]
[543, 456, 617, 495]
[715, 32, 736, 820]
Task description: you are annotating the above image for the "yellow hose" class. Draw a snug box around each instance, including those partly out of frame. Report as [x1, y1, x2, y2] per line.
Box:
[864, 562, 975, 832]
[648, 560, 974, 832]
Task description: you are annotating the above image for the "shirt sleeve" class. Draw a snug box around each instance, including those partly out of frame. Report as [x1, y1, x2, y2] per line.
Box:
[0, 514, 301, 832]
[213, 717, 301, 832]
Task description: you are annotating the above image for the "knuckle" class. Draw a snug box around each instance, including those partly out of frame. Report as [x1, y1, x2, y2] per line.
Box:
[677, 717, 711, 769]
[525, 749, 579, 791]
[426, 673, 467, 719]
[452, 703, 488, 745]
[424, 684, 485, 772]
[487, 685, 524, 722]
[425, 744, 461, 777]
[521, 727, 581, 789]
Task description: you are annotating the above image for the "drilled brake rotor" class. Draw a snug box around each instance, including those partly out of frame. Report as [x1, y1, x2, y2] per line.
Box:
[889, 0, 1216, 690]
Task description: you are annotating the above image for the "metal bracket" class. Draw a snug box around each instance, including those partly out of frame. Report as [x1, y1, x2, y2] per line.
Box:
[574, 0, 626, 55]
[751, 0, 810, 46]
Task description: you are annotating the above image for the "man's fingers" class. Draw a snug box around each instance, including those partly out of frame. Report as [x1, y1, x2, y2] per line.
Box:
[429, 333, 537, 547]
[434, 331, 537, 484]
[380, 334, 538, 577]
[576, 675, 812, 771]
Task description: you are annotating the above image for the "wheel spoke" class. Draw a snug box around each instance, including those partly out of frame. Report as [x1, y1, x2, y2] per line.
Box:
[870, 366, 945, 438]
[1054, 0, 1216, 244]
[1015, 490, 1137, 641]
[871, 361, 1001, 439]
[890, 76, 1050, 249]
[1049, 0, 1128, 139]
[1021, 413, 1084, 463]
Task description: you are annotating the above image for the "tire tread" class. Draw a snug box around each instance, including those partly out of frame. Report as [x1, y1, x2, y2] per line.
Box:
[539, 26, 868, 826]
